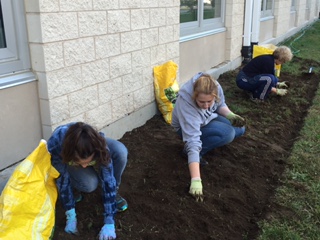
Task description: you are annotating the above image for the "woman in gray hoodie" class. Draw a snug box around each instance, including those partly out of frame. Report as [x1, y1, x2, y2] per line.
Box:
[172, 72, 246, 201]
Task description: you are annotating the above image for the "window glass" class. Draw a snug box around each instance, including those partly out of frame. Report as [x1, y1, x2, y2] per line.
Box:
[261, 0, 274, 18]
[0, 0, 34, 89]
[180, 0, 198, 23]
[204, 0, 220, 20]
[0, 3, 7, 48]
[266, 0, 273, 10]
[180, 0, 225, 39]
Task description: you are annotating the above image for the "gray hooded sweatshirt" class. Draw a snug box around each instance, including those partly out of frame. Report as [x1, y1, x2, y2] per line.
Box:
[171, 72, 227, 164]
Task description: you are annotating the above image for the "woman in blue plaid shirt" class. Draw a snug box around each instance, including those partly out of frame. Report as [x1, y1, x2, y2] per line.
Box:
[47, 122, 128, 240]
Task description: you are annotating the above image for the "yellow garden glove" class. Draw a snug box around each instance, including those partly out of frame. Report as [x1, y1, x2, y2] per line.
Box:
[276, 88, 288, 96]
[226, 112, 246, 127]
[277, 81, 288, 88]
[189, 178, 203, 202]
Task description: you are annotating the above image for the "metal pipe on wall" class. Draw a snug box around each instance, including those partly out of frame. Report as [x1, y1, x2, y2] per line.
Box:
[251, 0, 261, 45]
[241, 0, 254, 63]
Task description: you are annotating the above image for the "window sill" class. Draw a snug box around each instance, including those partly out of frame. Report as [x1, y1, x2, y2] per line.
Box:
[0, 71, 37, 90]
[180, 27, 227, 43]
[260, 16, 275, 22]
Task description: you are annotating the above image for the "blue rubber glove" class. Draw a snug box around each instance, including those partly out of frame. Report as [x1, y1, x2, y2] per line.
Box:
[99, 224, 116, 240]
[65, 208, 78, 235]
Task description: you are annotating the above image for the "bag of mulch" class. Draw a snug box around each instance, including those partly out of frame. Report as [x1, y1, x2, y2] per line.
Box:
[153, 60, 179, 124]
[253, 44, 281, 77]
[0, 139, 59, 240]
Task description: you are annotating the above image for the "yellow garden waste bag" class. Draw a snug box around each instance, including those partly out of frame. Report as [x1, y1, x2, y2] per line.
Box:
[253, 44, 281, 77]
[0, 139, 59, 240]
[153, 60, 179, 124]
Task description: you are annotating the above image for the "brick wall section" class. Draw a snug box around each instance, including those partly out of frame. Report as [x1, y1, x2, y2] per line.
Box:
[24, 0, 180, 136]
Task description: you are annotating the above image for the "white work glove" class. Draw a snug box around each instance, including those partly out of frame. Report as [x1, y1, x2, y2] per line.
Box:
[276, 81, 288, 88]
[276, 88, 288, 96]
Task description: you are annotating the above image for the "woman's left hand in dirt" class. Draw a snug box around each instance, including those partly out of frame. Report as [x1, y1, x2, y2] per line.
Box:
[226, 112, 246, 127]
[99, 224, 116, 240]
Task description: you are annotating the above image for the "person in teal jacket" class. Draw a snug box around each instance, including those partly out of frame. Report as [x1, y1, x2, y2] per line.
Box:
[47, 122, 128, 239]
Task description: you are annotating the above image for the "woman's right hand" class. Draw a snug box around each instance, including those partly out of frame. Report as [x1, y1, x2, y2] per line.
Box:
[65, 208, 79, 235]
[189, 178, 203, 202]
[99, 224, 116, 240]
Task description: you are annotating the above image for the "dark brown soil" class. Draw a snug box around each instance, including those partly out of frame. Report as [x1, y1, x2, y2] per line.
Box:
[52, 57, 320, 240]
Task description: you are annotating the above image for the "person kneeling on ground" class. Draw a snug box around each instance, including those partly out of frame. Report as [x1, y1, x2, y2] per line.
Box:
[47, 122, 128, 239]
[236, 45, 293, 102]
[171, 72, 246, 202]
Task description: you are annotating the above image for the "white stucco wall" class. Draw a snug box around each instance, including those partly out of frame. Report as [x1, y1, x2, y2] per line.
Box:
[0, 81, 42, 169]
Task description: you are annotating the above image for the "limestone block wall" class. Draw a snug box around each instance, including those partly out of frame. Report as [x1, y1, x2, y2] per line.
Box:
[297, 0, 308, 25]
[273, 0, 292, 38]
[260, 0, 319, 45]
[24, 0, 180, 139]
[225, 0, 245, 61]
[295, 0, 319, 26]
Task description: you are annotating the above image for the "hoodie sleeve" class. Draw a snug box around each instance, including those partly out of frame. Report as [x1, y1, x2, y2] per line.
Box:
[100, 161, 117, 225]
[173, 96, 202, 164]
[47, 124, 75, 211]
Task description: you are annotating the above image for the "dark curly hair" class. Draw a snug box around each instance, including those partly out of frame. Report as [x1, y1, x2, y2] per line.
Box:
[61, 122, 110, 166]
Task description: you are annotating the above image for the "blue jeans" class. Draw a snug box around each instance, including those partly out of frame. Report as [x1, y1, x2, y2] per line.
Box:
[236, 70, 278, 100]
[178, 115, 245, 157]
[67, 137, 128, 193]
[200, 115, 244, 156]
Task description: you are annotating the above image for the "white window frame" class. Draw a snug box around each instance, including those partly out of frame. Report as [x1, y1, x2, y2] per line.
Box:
[0, 0, 35, 89]
[180, 0, 225, 42]
[261, 0, 274, 18]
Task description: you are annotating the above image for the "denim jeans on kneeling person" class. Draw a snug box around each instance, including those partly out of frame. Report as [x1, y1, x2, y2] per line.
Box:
[67, 137, 128, 193]
[178, 115, 245, 158]
[236, 70, 278, 100]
